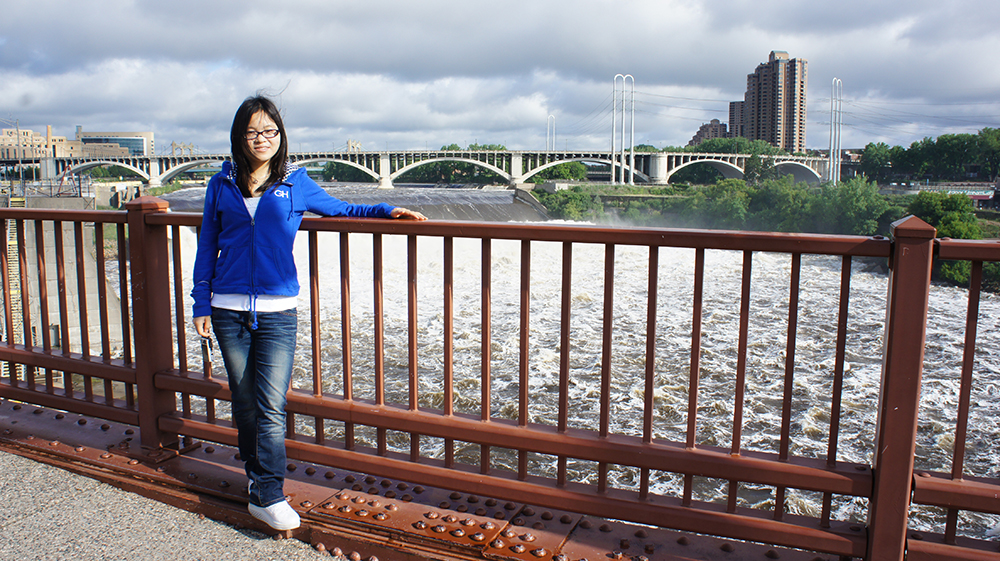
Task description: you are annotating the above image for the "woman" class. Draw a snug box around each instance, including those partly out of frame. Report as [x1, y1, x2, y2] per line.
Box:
[191, 95, 425, 531]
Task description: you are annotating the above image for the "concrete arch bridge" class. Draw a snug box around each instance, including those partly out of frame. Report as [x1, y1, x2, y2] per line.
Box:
[39, 150, 829, 187]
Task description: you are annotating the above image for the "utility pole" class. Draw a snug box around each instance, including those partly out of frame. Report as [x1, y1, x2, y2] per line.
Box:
[828, 78, 843, 185]
[612, 74, 634, 185]
[0, 117, 25, 194]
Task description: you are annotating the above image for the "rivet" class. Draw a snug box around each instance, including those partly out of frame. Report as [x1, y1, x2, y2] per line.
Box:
[721, 543, 735, 552]
[494, 512, 506, 520]
[413, 486, 424, 494]
[49, 440, 59, 446]
[77, 419, 87, 425]
[322, 503, 334, 509]
[12, 405, 21, 410]
[365, 476, 376, 484]
[512, 517, 525, 526]
[456, 504, 468, 513]
[424, 511, 439, 519]
[386, 504, 398, 511]
[331, 547, 343, 557]
[635, 529, 648, 538]
[349, 552, 361, 561]
[380, 479, 390, 487]
[75, 446, 85, 452]
[101, 424, 110, 431]
[541, 511, 553, 520]
[2, 429, 11, 435]
[368, 556, 379, 561]
[850, 525, 862, 532]
[344, 475, 356, 483]
[396, 482, 408, 490]
[55, 413, 64, 419]
[155, 466, 165, 472]
[315, 543, 326, 552]
[467, 495, 479, 503]
[450, 492, 462, 500]
[124, 428, 133, 434]
[511, 544, 526, 554]
[100, 453, 112, 459]
[25, 435, 34, 440]
[128, 459, 140, 465]
[368, 499, 380, 508]
[461, 518, 475, 527]
[432, 525, 446, 533]
[305, 467, 316, 476]
[485, 498, 497, 506]
[187, 472, 197, 479]
[352, 496, 366, 504]
[324, 471, 335, 479]
[910, 532, 923, 541]
[287, 463, 296, 472]
[599, 524, 612, 533]
[450, 529, 465, 538]
[374, 512, 388, 521]
[523, 507, 535, 516]
[530, 549, 547, 558]
[611, 552, 623, 560]
[442, 515, 457, 523]
[480, 521, 496, 530]
[352, 484, 363, 491]
[336, 492, 349, 500]
[439, 501, 450, 509]
[677, 536, 690, 545]
[520, 533, 536, 542]
[636, 557, 649, 561]
[501, 529, 516, 539]
[532, 522, 544, 530]
[220, 481, 230, 488]
[470, 532, 485, 542]
[580, 519, 593, 529]
[384, 491, 396, 499]
[553, 555, 568, 561]
[301, 501, 313, 509]
[234, 453, 241, 461]
[413, 521, 427, 530]
[356, 509, 369, 517]
[204, 446, 214, 453]
[560, 514, 573, 524]
[766, 550, 781, 559]
[402, 494, 413, 502]
[490, 539, 504, 549]
[339, 505, 352, 513]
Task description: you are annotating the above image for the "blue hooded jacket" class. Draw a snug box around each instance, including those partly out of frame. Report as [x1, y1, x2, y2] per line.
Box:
[191, 160, 395, 319]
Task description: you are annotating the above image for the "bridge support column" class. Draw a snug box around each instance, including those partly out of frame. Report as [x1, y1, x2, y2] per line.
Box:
[509, 153, 524, 187]
[378, 153, 393, 189]
[647, 153, 669, 184]
[147, 158, 162, 189]
[38, 158, 57, 180]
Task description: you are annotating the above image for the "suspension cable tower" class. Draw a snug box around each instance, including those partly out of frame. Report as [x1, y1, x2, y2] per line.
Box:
[828, 78, 843, 184]
[546, 115, 556, 151]
[612, 74, 634, 184]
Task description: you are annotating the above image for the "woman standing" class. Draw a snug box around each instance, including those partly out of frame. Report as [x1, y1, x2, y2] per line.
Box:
[191, 95, 425, 531]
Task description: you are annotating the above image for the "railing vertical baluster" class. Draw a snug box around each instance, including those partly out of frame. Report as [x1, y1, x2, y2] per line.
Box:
[598, 243, 615, 493]
[774, 253, 801, 520]
[308, 231, 323, 445]
[116, 223, 133, 368]
[339, 232, 354, 449]
[945, 259, 982, 542]
[822, 255, 852, 526]
[0, 219, 13, 384]
[17, 220, 34, 389]
[34, 220, 53, 393]
[73, 223, 91, 368]
[443, 236, 454, 468]
[684, 247, 705, 506]
[408, 234, 419, 461]
[480, 238, 492, 474]
[557, 241, 572, 486]
[373, 233, 386, 455]
[170, 225, 186, 372]
[640, 245, 659, 500]
[868, 215, 935, 561]
[94, 223, 112, 365]
[125, 197, 178, 450]
[728, 249, 753, 513]
[518, 239, 530, 479]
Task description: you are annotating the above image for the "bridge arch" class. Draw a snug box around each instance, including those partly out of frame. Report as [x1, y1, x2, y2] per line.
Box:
[157, 159, 225, 184]
[389, 157, 512, 183]
[292, 157, 380, 182]
[666, 159, 745, 182]
[772, 160, 822, 183]
[522, 157, 652, 184]
[61, 161, 150, 181]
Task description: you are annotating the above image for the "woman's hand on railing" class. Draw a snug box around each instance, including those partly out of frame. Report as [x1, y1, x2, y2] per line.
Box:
[193, 315, 212, 338]
[390, 207, 428, 221]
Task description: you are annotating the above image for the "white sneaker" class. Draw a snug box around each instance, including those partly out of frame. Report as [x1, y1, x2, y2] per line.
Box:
[249, 499, 301, 530]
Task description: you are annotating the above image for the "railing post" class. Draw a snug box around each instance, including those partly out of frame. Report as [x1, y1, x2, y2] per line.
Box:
[125, 196, 178, 450]
[867, 215, 936, 561]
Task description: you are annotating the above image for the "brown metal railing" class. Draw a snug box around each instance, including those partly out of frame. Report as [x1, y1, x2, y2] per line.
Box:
[1, 198, 999, 560]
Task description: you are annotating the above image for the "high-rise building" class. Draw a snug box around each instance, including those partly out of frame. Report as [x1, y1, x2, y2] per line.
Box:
[732, 51, 807, 153]
[688, 119, 728, 147]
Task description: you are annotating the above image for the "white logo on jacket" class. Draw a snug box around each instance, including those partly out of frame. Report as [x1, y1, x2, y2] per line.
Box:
[274, 189, 290, 198]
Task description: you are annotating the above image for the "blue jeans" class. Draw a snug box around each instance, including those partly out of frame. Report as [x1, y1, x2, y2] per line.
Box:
[211, 307, 297, 508]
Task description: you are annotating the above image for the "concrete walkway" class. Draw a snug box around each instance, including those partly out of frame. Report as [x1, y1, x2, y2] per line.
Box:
[0, 450, 326, 561]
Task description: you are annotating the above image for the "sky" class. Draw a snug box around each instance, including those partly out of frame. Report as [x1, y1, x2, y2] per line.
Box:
[2, 0, 999, 156]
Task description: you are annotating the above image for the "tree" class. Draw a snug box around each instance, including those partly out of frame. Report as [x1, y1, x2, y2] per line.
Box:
[979, 127, 1000, 181]
[742, 153, 777, 185]
[530, 162, 587, 183]
[860, 142, 892, 184]
[321, 162, 376, 182]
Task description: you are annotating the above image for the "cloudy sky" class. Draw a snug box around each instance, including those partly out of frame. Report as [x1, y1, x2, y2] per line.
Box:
[2, 0, 999, 155]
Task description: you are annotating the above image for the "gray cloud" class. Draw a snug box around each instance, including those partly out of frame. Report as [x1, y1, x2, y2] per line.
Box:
[1, 0, 998, 154]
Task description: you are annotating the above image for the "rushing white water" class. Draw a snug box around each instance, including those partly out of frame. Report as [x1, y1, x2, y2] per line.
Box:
[174, 225, 1000, 540]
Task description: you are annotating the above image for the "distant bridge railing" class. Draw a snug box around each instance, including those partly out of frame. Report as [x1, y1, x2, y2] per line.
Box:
[0, 199, 997, 560]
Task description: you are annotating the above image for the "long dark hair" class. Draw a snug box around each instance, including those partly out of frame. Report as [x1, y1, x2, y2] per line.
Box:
[229, 95, 289, 197]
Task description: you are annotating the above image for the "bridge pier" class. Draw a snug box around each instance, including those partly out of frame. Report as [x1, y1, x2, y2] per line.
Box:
[378, 154, 393, 189]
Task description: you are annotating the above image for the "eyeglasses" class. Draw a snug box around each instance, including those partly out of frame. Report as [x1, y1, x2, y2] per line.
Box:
[244, 129, 280, 141]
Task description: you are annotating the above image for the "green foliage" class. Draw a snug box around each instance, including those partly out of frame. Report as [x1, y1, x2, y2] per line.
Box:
[865, 129, 1000, 183]
[860, 142, 892, 183]
[906, 191, 981, 285]
[321, 162, 376, 182]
